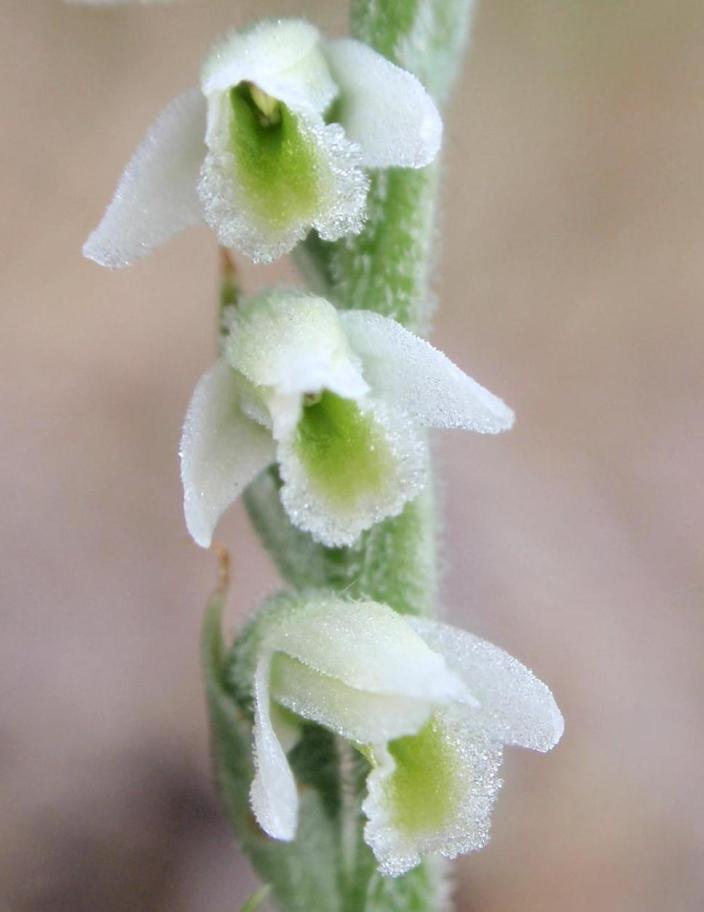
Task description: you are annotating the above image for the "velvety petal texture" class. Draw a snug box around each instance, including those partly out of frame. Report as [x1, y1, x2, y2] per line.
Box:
[201, 20, 338, 117]
[363, 712, 503, 876]
[199, 19, 369, 262]
[364, 618, 563, 875]
[239, 593, 563, 875]
[180, 359, 275, 548]
[180, 290, 514, 549]
[250, 654, 300, 840]
[84, 90, 207, 268]
[408, 617, 564, 751]
[224, 292, 367, 403]
[341, 310, 515, 433]
[276, 395, 427, 547]
[84, 18, 444, 266]
[324, 38, 443, 169]
[246, 594, 470, 841]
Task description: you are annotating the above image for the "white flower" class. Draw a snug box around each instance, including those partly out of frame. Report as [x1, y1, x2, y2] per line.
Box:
[83, 18, 442, 266]
[234, 592, 563, 876]
[180, 290, 514, 548]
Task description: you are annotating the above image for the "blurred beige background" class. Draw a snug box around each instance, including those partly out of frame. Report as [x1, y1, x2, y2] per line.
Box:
[2, 0, 703, 909]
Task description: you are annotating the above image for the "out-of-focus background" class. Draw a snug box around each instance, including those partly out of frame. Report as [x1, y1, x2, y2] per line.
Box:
[2, 0, 703, 909]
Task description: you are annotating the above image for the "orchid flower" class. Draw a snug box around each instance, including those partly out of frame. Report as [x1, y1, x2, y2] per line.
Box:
[83, 18, 442, 266]
[180, 290, 513, 548]
[229, 592, 563, 877]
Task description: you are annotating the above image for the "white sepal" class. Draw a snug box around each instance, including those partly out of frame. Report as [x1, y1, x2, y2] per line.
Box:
[250, 655, 299, 841]
[408, 617, 564, 752]
[180, 359, 275, 548]
[84, 90, 206, 268]
[324, 38, 442, 169]
[261, 597, 470, 704]
[225, 292, 367, 399]
[341, 310, 515, 433]
[201, 19, 337, 119]
[271, 654, 435, 744]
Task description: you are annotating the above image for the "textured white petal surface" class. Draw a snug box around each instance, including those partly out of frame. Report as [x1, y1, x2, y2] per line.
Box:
[262, 596, 469, 704]
[271, 654, 435, 744]
[198, 114, 368, 264]
[277, 396, 428, 547]
[83, 90, 206, 268]
[225, 291, 367, 400]
[180, 359, 275, 548]
[202, 19, 337, 117]
[409, 618, 564, 751]
[341, 310, 514, 433]
[324, 38, 442, 169]
[250, 656, 299, 841]
[363, 711, 503, 877]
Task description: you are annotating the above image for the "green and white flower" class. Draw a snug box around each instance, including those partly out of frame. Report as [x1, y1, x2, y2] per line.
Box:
[83, 18, 442, 266]
[229, 592, 563, 877]
[180, 290, 513, 548]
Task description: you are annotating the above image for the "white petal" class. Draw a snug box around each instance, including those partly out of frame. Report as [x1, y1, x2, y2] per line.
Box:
[363, 711, 503, 877]
[202, 19, 337, 118]
[261, 596, 470, 705]
[250, 656, 299, 841]
[271, 653, 435, 744]
[83, 90, 206, 268]
[277, 396, 428, 547]
[341, 311, 514, 433]
[225, 292, 367, 400]
[180, 359, 275, 548]
[324, 39, 442, 169]
[408, 618, 564, 752]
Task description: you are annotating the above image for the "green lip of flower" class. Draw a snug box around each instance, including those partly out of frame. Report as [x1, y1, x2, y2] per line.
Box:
[82, 17, 445, 268]
[223, 592, 563, 877]
[179, 290, 514, 550]
[295, 391, 394, 508]
[227, 84, 321, 234]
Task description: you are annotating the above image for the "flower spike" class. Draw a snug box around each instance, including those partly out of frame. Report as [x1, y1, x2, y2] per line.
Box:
[180, 289, 514, 549]
[84, 18, 443, 266]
